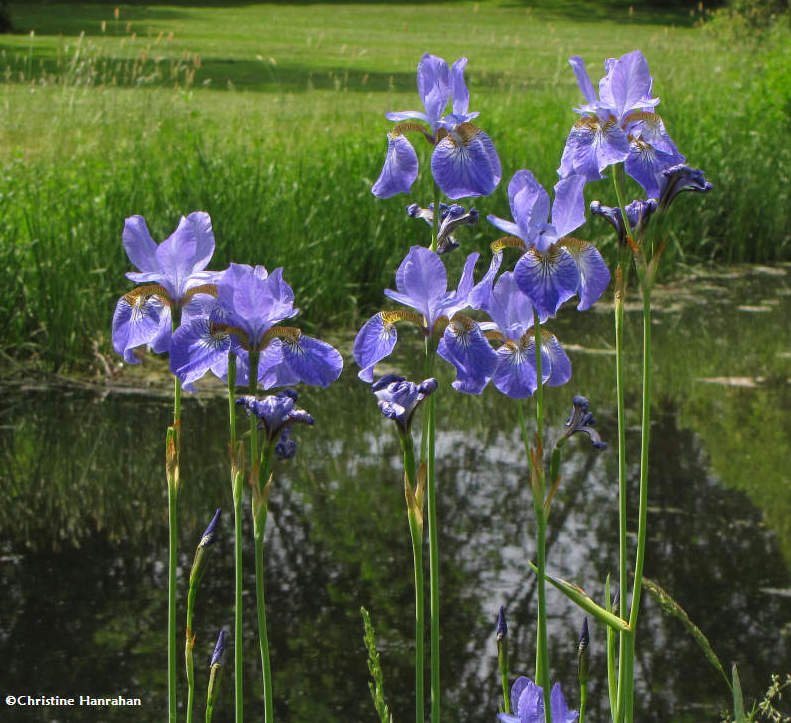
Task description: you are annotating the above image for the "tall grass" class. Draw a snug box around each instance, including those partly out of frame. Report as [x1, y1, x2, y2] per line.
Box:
[1, 2, 789, 370]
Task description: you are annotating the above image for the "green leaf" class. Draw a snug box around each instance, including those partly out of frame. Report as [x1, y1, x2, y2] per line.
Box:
[528, 562, 631, 634]
[642, 577, 731, 692]
[732, 663, 746, 723]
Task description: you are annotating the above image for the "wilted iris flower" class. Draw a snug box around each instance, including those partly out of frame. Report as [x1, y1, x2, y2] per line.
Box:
[559, 395, 607, 449]
[590, 198, 658, 246]
[372, 53, 501, 200]
[497, 677, 578, 723]
[371, 375, 438, 433]
[112, 212, 216, 363]
[559, 50, 683, 196]
[169, 263, 343, 390]
[354, 245, 479, 381]
[236, 389, 314, 460]
[407, 202, 479, 254]
[487, 170, 610, 320]
[658, 164, 713, 210]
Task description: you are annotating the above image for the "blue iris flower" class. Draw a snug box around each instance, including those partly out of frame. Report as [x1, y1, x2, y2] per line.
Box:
[353, 245, 480, 382]
[112, 212, 216, 363]
[169, 263, 343, 391]
[559, 50, 684, 196]
[497, 677, 578, 723]
[441, 270, 570, 399]
[372, 53, 501, 200]
[487, 170, 610, 321]
[590, 198, 658, 246]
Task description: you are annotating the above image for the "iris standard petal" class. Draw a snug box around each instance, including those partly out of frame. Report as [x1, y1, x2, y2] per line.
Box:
[551, 174, 587, 239]
[384, 110, 431, 124]
[431, 124, 501, 199]
[154, 215, 204, 301]
[437, 319, 497, 394]
[180, 211, 215, 272]
[353, 313, 398, 382]
[509, 677, 531, 719]
[388, 246, 448, 324]
[450, 57, 469, 115]
[515, 678, 545, 723]
[122, 215, 159, 272]
[561, 238, 611, 311]
[487, 271, 533, 340]
[569, 55, 597, 106]
[372, 133, 419, 199]
[550, 682, 579, 722]
[280, 334, 343, 388]
[604, 49, 658, 120]
[437, 251, 480, 320]
[416, 53, 450, 125]
[514, 246, 581, 321]
[508, 169, 550, 244]
[467, 251, 503, 311]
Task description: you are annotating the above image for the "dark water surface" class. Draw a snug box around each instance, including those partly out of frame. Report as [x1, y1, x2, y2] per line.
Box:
[1, 266, 790, 722]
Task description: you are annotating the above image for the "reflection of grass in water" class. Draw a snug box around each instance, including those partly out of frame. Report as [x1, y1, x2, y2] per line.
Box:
[0, 2, 790, 369]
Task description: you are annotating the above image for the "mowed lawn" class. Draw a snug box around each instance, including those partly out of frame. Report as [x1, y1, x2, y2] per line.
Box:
[1, 1, 789, 370]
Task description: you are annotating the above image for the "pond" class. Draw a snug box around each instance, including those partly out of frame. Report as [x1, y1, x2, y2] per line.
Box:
[1, 265, 790, 722]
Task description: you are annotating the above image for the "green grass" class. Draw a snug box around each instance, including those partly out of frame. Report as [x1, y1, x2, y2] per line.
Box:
[1, 1, 790, 370]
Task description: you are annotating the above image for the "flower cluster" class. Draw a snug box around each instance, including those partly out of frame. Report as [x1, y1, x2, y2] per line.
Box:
[112, 215, 343, 396]
[498, 677, 578, 723]
[373, 53, 501, 200]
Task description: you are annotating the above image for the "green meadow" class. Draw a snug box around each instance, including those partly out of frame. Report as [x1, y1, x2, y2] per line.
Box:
[1, 1, 789, 371]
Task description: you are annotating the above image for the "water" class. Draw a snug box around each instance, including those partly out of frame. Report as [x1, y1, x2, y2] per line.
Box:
[1, 266, 790, 721]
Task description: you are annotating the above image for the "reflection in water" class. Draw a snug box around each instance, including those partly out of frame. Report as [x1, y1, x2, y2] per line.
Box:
[0, 267, 790, 721]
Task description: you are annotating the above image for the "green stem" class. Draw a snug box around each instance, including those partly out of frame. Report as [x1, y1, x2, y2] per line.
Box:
[623, 284, 653, 723]
[614, 260, 628, 723]
[420, 334, 440, 722]
[430, 181, 440, 253]
[185, 581, 197, 723]
[168, 478, 179, 723]
[531, 308, 551, 722]
[254, 445, 274, 722]
[168, 308, 182, 723]
[401, 434, 424, 723]
[498, 639, 510, 714]
[226, 355, 244, 723]
[579, 681, 587, 723]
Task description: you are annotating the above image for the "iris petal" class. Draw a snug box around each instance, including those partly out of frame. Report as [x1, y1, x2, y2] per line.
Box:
[389, 246, 448, 325]
[561, 238, 611, 311]
[353, 313, 398, 382]
[280, 334, 344, 388]
[514, 246, 581, 321]
[372, 133, 419, 199]
[541, 331, 572, 387]
[122, 215, 159, 272]
[111, 295, 168, 364]
[437, 320, 497, 394]
[169, 317, 232, 390]
[431, 124, 501, 199]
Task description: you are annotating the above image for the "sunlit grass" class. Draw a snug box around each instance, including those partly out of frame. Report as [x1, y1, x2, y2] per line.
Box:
[1, 2, 789, 370]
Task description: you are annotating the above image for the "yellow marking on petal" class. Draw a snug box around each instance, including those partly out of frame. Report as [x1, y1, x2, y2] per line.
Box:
[449, 313, 475, 332]
[209, 322, 251, 350]
[259, 325, 302, 351]
[123, 284, 171, 307]
[491, 236, 527, 253]
[183, 284, 218, 304]
[623, 111, 662, 128]
[379, 309, 423, 327]
[559, 237, 592, 257]
[391, 122, 434, 144]
[451, 122, 480, 146]
[484, 330, 505, 343]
